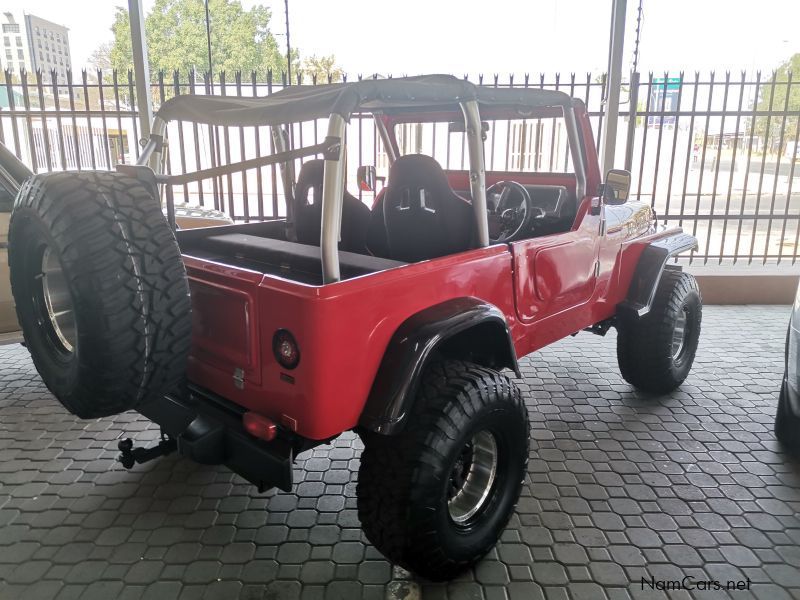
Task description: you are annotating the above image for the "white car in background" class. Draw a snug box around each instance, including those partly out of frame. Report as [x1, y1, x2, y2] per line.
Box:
[775, 280, 800, 448]
[0, 144, 29, 343]
[0, 142, 232, 344]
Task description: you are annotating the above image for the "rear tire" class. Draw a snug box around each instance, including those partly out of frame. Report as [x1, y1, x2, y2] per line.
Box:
[357, 361, 529, 581]
[617, 269, 702, 394]
[8, 171, 191, 418]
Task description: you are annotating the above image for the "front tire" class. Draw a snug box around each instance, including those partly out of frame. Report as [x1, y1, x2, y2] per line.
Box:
[775, 377, 800, 449]
[357, 361, 529, 581]
[617, 269, 702, 394]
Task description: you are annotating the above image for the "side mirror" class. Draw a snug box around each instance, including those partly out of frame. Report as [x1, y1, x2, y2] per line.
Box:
[357, 165, 376, 192]
[602, 169, 631, 205]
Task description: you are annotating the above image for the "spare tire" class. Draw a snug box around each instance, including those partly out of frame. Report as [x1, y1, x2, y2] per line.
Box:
[8, 171, 191, 418]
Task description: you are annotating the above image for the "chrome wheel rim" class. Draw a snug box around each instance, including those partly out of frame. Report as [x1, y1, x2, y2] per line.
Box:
[39, 247, 77, 353]
[448, 430, 498, 524]
[671, 306, 688, 361]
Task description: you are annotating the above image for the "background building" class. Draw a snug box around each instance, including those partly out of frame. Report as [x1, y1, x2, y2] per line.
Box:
[0, 12, 32, 76]
[0, 11, 71, 84]
[24, 13, 71, 84]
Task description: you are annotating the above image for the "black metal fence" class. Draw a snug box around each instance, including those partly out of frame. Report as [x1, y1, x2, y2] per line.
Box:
[1, 68, 798, 266]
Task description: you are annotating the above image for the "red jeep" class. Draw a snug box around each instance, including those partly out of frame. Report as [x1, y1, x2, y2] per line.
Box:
[8, 75, 702, 580]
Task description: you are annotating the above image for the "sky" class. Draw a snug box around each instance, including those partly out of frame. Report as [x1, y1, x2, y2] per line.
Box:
[2, 0, 799, 77]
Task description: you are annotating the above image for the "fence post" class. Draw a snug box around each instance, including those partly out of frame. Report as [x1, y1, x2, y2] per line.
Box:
[624, 71, 639, 172]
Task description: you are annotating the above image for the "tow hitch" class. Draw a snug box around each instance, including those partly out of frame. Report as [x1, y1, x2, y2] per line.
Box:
[117, 434, 177, 469]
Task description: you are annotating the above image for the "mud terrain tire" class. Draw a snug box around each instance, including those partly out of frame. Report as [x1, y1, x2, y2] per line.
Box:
[617, 269, 701, 394]
[9, 171, 191, 418]
[357, 360, 529, 581]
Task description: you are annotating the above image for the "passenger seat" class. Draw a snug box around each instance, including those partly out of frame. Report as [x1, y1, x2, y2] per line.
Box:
[293, 159, 371, 253]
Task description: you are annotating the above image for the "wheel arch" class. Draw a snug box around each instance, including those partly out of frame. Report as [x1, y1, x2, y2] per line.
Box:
[618, 232, 698, 320]
[359, 297, 519, 435]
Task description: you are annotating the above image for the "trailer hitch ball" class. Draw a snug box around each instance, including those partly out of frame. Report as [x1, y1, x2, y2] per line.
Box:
[117, 435, 177, 469]
[118, 438, 136, 468]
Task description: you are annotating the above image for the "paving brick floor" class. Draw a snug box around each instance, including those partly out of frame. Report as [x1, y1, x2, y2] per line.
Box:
[1, 305, 799, 599]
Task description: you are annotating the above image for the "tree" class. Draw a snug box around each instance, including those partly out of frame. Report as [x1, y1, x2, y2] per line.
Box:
[88, 42, 113, 72]
[108, 0, 288, 78]
[301, 55, 344, 83]
[754, 53, 800, 155]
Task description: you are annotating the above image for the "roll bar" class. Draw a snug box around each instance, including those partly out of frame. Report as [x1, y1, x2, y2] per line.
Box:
[565, 103, 587, 200]
[135, 100, 588, 285]
[138, 116, 167, 170]
[461, 100, 489, 249]
[321, 114, 346, 284]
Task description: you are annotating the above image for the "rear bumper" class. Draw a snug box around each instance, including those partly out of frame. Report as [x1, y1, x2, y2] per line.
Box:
[137, 385, 294, 492]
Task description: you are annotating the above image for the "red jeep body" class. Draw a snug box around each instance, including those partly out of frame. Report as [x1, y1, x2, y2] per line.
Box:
[171, 96, 676, 442]
[7, 75, 702, 580]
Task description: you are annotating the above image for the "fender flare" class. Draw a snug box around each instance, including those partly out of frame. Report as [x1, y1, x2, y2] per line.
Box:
[359, 297, 519, 435]
[618, 232, 698, 319]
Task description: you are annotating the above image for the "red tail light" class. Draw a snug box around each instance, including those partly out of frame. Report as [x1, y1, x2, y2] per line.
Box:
[243, 412, 277, 442]
[273, 329, 300, 369]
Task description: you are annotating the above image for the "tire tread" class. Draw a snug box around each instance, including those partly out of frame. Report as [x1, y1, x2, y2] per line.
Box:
[9, 171, 191, 418]
[357, 360, 529, 580]
[617, 269, 701, 394]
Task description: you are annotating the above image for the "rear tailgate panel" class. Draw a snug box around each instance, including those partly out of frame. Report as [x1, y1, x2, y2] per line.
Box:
[188, 276, 262, 386]
[182, 247, 518, 441]
[185, 260, 267, 395]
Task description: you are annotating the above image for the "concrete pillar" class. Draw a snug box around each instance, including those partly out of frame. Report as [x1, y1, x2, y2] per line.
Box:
[601, 0, 627, 173]
[128, 0, 153, 143]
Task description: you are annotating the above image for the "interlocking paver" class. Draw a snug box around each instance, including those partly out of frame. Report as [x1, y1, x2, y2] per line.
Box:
[0, 306, 799, 598]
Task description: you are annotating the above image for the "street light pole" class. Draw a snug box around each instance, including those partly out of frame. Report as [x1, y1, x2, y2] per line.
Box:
[284, 0, 292, 84]
[204, 0, 213, 77]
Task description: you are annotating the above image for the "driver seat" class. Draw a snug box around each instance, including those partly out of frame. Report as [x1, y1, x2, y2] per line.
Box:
[382, 155, 475, 262]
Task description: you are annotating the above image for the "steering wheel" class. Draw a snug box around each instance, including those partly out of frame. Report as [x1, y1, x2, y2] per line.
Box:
[486, 181, 537, 243]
